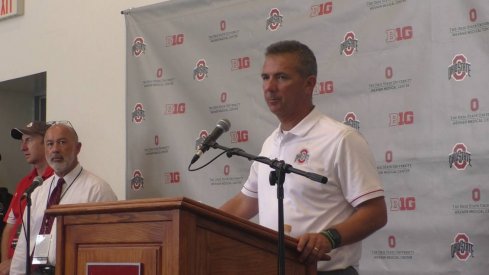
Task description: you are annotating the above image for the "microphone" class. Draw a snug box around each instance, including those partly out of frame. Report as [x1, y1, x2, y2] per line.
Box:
[22, 176, 44, 199]
[191, 119, 231, 164]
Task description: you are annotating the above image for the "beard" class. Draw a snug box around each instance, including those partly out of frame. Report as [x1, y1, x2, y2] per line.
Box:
[47, 154, 76, 175]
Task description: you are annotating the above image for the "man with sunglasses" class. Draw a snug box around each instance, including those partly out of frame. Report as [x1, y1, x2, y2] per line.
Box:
[0, 122, 54, 275]
[9, 121, 117, 275]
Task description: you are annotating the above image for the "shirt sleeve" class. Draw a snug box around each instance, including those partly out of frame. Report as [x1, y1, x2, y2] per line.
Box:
[9, 211, 27, 274]
[335, 131, 384, 207]
[5, 209, 16, 224]
[241, 161, 259, 198]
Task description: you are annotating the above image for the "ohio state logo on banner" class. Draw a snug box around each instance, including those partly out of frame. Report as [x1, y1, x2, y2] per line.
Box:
[130, 170, 144, 191]
[132, 37, 146, 57]
[450, 233, 474, 261]
[448, 54, 471, 81]
[343, 112, 360, 130]
[340, 32, 358, 56]
[448, 143, 472, 170]
[193, 59, 209, 81]
[131, 103, 145, 124]
[266, 8, 283, 31]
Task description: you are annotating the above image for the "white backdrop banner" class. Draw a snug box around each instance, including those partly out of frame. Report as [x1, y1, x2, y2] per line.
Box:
[124, 0, 489, 274]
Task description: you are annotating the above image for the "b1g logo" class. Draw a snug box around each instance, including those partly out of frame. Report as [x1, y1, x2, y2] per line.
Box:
[340, 32, 358, 56]
[165, 33, 184, 47]
[389, 111, 414, 126]
[390, 197, 416, 211]
[451, 233, 474, 261]
[448, 54, 471, 81]
[230, 130, 248, 143]
[310, 2, 332, 17]
[295, 149, 310, 164]
[231, 57, 250, 71]
[132, 37, 146, 57]
[314, 81, 334, 95]
[193, 59, 209, 81]
[165, 103, 186, 115]
[130, 170, 144, 191]
[448, 143, 472, 170]
[343, 112, 360, 130]
[131, 103, 145, 124]
[164, 171, 180, 184]
[266, 8, 283, 31]
[386, 26, 413, 42]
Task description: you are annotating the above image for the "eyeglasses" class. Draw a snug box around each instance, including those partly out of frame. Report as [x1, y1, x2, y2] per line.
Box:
[46, 120, 74, 128]
[46, 120, 79, 139]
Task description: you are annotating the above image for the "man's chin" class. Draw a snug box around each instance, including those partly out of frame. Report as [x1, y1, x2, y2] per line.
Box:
[50, 163, 66, 173]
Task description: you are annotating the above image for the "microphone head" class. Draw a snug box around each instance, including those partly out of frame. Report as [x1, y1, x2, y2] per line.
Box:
[33, 176, 44, 185]
[217, 118, 231, 132]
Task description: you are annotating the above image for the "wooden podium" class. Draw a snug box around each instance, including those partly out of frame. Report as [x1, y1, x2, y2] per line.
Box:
[47, 197, 316, 275]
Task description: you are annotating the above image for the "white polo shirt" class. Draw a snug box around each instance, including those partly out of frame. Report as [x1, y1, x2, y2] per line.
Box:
[241, 108, 384, 271]
[10, 164, 118, 275]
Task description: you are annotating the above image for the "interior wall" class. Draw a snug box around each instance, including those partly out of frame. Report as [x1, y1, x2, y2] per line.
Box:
[0, 0, 166, 199]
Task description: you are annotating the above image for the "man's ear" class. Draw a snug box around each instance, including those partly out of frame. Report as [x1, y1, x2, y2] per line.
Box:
[305, 75, 317, 94]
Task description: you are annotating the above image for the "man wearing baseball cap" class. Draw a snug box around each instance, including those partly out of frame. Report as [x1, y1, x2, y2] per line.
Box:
[0, 122, 54, 275]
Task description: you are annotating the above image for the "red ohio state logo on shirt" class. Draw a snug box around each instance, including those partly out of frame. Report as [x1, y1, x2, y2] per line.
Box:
[295, 149, 310, 164]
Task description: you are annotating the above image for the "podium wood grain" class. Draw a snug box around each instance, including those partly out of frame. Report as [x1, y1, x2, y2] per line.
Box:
[47, 197, 316, 275]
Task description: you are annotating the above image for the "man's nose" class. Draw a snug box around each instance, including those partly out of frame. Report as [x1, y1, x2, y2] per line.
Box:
[263, 79, 277, 92]
[50, 143, 61, 152]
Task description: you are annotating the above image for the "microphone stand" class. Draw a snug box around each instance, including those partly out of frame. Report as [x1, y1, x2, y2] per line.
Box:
[25, 193, 33, 275]
[209, 142, 327, 275]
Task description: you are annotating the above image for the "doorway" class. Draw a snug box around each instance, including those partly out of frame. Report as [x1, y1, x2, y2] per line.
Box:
[0, 72, 46, 193]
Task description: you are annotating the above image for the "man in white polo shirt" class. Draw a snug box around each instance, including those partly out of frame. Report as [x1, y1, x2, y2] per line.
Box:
[220, 40, 387, 275]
